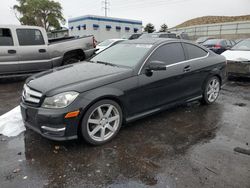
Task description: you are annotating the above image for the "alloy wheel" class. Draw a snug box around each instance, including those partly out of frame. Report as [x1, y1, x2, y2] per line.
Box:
[207, 78, 220, 103]
[87, 104, 120, 142]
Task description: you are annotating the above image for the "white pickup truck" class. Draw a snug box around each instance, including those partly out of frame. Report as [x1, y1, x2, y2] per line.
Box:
[0, 25, 96, 78]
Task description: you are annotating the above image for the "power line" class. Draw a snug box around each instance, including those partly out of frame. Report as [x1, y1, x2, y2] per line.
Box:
[102, 0, 110, 17]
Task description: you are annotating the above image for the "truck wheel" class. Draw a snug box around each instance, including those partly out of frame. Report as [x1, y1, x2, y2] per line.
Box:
[81, 100, 123, 145]
[201, 76, 221, 105]
[63, 56, 79, 65]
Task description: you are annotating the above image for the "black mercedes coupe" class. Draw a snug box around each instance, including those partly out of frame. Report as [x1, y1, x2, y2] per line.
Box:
[20, 38, 227, 145]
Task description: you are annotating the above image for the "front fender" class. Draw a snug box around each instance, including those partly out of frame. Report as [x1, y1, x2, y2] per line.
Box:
[76, 87, 125, 115]
[83, 87, 124, 101]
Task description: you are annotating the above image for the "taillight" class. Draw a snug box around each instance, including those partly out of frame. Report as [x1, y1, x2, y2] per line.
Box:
[92, 37, 97, 48]
[214, 44, 221, 49]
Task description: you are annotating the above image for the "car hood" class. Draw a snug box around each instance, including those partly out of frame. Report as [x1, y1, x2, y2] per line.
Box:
[27, 62, 133, 96]
[221, 50, 250, 62]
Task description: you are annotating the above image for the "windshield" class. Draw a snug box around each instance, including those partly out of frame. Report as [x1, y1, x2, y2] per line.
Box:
[97, 39, 114, 47]
[90, 43, 153, 67]
[231, 40, 250, 51]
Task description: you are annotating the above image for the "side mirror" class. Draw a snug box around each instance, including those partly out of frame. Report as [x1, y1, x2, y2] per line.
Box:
[146, 61, 167, 71]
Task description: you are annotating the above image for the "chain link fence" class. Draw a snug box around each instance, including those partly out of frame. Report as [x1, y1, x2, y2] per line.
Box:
[169, 21, 250, 40]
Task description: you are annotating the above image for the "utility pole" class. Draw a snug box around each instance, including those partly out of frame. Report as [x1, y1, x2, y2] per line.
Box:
[102, 0, 109, 17]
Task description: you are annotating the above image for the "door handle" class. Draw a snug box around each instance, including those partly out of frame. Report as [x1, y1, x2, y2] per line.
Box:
[183, 65, 191, 72]
[39, 49, 46, 53]
[8, 50, 16, 54]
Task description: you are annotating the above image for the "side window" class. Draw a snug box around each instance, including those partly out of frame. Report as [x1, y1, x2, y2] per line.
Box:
[148, 43, 185, 65]
[0, 28, 14, 46]
[220, 40, 227, 47]
[183, 43, 208, 59]
[226, 40, 232, 47]
[16, 29, 45, 46]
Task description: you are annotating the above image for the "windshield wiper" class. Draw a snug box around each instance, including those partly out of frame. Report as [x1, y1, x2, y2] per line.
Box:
[92, 61, 118, 67]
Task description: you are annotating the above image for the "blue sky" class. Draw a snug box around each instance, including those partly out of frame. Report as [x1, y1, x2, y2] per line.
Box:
[1, 0, 250, 29]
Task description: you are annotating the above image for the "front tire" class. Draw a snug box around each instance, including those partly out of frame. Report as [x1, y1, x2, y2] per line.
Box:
[201, 76, 221, 105]
[81, 100, 123, 145]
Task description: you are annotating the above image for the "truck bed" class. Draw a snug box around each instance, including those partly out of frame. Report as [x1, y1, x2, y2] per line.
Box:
[48, 35, 93, 45]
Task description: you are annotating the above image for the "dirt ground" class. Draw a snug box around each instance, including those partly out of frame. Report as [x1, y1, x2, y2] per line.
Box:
[0, 78, 249, 188]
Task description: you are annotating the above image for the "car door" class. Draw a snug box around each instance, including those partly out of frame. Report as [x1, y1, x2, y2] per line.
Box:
[16, 28, 52, 72]
[182, 42, 210, 97]
[0, 28, 19, 75]
[129, 42, 189, 115]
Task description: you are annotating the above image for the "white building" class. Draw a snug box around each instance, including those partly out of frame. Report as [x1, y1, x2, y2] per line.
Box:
[68, 15, 142, 42]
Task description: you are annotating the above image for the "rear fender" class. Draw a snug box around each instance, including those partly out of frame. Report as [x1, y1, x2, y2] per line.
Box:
[202, 64, 225, 90]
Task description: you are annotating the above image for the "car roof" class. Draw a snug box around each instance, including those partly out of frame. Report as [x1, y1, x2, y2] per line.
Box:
[205, 39, 225, 42]
[122, 38, 180, 45]
[141, 32, 176, 36]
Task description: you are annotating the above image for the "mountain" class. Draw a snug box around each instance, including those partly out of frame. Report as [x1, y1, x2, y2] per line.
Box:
[175, 15, 250, 28]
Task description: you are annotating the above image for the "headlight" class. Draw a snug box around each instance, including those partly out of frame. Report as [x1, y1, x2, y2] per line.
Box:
[42, 91, 79, 109]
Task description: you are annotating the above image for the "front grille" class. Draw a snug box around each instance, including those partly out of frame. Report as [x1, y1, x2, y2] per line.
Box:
[22, 84, 43, 105]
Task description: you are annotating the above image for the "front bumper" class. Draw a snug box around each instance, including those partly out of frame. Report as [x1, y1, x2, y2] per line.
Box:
[20, 102, 81, 141]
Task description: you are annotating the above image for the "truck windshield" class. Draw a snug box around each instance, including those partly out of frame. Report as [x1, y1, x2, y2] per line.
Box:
[91, 43, 152, 67]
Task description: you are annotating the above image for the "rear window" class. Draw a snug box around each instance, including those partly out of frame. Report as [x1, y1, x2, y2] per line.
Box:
[203, 39, 221, 45]
[16, 29, 45, 46]
[0, 28, 13, 46]
[183, 43, 208, 59]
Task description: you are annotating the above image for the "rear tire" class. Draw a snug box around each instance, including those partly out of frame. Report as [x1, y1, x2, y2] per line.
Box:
[62, 56, 80, 65]
[201, 76, 221, 105]
[81, 100, 123, 145]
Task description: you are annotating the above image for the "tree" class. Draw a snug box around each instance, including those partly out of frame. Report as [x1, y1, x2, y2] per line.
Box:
[13, 0, 65, 31]
[159, 23, 168, 32]
[144, 23, 155, 33]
